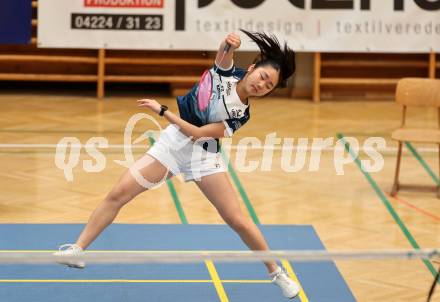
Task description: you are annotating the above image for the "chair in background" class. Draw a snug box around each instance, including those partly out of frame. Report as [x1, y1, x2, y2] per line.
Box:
[391, 78, 440, 198]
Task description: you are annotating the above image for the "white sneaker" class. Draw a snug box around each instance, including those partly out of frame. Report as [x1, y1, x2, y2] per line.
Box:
[53, 244, 85, 269]
[270, 266, 300, 299]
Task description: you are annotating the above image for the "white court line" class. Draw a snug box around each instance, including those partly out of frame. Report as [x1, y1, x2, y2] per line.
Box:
[0, 143, 437, 153]
[0, 144, 146, 149]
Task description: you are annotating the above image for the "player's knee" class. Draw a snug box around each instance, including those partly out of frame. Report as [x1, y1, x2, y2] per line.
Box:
[106, 186, 132, 207]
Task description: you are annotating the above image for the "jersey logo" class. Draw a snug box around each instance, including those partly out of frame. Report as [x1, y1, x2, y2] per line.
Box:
[231, 108, 243, 118]
[226, 82, 232, 96]
[216, 83, 225, 98]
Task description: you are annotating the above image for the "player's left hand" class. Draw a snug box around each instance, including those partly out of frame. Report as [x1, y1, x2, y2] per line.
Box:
[137, 99, 161, 114]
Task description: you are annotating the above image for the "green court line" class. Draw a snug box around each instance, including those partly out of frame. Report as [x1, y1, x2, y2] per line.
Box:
[220, 147, 260, 225]
[165, 180, 188, 224]
[148, 136, 188, 224]
[148, 136, 228, 301]
[405, 142, 440, 185]
[337, 133, 439, 280]
[219, 146, 310, 302]
[147, 138, 308, 300]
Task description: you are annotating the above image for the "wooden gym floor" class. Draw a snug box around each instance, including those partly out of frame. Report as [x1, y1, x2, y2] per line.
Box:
[0, 93, 439, 301]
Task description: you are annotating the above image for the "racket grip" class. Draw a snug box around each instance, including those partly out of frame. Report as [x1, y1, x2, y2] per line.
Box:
[224, 43, 231, 53]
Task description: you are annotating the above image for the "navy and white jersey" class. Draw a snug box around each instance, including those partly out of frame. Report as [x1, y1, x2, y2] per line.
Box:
[177, 63, 250, 137]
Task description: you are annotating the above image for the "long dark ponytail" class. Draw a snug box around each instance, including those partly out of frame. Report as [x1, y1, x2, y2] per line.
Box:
[241, 29, 296, 88]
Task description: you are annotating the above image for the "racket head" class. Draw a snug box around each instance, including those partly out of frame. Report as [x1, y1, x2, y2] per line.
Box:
[197, 69, 212, 112]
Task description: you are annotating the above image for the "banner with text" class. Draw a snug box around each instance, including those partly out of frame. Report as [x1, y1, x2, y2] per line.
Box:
[38, 0, 440, 52]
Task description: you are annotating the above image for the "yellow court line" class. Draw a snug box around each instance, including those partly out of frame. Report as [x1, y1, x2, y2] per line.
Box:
[0, 279, 271, 284]
[0, 279, 212, 283]
[0, 250, 253, 253]
[281, 260, 310, 302]
[205, 260, 229, 302]
[222, 280, 271, 284]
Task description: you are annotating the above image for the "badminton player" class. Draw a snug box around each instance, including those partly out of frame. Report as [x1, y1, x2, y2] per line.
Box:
[55, 30, 299, 299]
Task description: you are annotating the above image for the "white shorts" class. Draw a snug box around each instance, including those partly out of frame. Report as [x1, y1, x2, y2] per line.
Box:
[147, 124, 227, 182]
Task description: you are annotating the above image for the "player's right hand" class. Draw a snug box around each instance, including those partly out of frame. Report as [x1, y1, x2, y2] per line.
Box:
[225, 33, 241, 51]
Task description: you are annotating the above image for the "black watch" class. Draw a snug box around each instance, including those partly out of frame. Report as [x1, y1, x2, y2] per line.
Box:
[159, 105, 168, 116]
